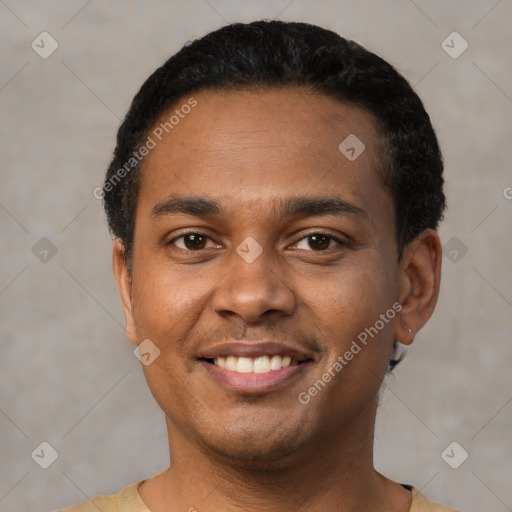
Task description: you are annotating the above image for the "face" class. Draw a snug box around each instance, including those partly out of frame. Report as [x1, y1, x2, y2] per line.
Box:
[116, 88, 413, 465]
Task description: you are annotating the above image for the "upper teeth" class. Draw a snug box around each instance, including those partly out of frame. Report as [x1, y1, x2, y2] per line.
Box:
[214, 355, 298, 374]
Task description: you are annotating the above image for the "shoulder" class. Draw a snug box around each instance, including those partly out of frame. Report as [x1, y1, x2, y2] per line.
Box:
[58, 480, 149, 512]
[410, 486, 460, 512]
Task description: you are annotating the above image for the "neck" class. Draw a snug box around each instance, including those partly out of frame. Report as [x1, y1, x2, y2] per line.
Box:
[138, 401, 411, 512]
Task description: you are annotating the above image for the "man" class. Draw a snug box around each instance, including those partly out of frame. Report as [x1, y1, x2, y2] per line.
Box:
[63, 20, 459, 512]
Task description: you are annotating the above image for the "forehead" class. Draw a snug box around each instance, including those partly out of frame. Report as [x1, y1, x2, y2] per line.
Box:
[136, 88, 390, 221]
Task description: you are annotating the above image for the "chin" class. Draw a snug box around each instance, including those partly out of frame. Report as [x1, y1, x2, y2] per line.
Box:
[197, 421, 308, 468]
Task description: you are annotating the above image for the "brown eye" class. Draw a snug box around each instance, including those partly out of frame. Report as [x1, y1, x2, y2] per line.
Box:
[183, 234, 206, 249]
[307, 234, 330, 250]
[293, 233, 345, 252]
[171, 233, 213, 250]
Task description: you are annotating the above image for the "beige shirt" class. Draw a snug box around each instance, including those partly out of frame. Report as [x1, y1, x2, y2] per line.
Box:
[59, 481, 460, 511]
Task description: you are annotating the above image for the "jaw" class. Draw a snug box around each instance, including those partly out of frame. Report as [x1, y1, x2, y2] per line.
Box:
[160, 369, 376, 474]
[163, 387, 380, 479]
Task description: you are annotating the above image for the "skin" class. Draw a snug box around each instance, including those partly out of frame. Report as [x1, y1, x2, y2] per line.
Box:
[113, 88, 442, 512]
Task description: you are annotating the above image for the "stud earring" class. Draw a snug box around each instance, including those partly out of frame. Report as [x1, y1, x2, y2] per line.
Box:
[408, 328, 412, 334]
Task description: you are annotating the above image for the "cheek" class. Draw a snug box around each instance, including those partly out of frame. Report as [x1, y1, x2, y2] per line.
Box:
[130, 260, 214, 351]
[131, 265, 209, 421]
[305, 252, 398, 351]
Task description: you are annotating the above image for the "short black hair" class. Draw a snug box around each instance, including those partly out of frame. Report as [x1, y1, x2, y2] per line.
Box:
[103, 20, 446, 370]
[104, 20, 444, 260]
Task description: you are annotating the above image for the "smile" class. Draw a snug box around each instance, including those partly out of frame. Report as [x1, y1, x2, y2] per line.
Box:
[198, 341, 314, 393]
[212, 354, 300, 374]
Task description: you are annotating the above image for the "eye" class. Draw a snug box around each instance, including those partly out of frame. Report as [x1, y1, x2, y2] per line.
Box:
[293, 233, 345, 251]
[169, 232, 219, 251]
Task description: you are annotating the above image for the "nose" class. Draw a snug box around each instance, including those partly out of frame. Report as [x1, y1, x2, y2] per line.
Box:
[211, 244, 296, 324]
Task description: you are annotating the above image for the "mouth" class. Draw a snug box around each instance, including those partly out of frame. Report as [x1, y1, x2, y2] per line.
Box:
[198, 342, 314, 393]
[206, 354, 302, 373]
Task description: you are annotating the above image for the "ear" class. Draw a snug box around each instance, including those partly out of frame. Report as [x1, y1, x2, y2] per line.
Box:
[112, 239, 138, 346]
[395, 229, 442, 345]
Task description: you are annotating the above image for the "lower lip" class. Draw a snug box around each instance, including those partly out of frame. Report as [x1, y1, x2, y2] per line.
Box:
[200, 360, 310, 394]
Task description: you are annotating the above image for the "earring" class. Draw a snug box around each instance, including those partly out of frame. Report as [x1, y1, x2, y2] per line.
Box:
[408, 328, 412, 334]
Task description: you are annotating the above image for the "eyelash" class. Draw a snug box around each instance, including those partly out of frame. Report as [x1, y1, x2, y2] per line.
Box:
[167, 231, 347, 252]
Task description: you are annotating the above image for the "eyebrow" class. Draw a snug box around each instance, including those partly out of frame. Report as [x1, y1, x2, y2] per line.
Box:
[150, 194, 367, 220]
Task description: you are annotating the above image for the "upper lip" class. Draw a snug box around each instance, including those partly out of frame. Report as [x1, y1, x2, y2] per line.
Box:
[197, 341, 315, 362]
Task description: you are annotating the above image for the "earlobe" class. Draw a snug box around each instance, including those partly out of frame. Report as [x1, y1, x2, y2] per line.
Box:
[395, 229, 442, 345]
[112, 239, 138, 346]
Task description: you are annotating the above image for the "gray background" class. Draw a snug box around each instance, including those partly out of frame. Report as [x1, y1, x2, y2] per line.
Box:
[1, 1, 511, 511]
